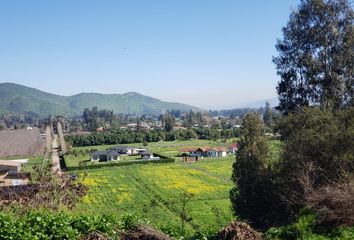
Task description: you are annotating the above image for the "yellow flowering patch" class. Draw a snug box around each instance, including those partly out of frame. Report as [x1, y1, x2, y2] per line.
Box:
[82, 195, 92, 204]
[82, 176, 109, 187]
[116, 192, 132, 203]
[141, 165, 228, 195]
[82, 178, 98, 187]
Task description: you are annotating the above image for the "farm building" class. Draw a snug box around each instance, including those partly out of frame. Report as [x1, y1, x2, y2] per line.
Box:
[181, 147, 227, 158]
[110, 146, 147, 155]
[91, 150, 120, 161]
[0, 159, 29, 186]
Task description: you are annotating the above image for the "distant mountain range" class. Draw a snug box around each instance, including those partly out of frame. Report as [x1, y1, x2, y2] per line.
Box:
[0, 82, 200, 117]
[212, 98, 279, 110]
[239, 98, 279, 108]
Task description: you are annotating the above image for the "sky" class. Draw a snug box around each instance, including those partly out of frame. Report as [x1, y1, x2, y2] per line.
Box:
[0, 0, 300, 109]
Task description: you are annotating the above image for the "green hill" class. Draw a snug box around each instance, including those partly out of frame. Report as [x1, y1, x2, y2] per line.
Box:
[0, 82, 200, 116]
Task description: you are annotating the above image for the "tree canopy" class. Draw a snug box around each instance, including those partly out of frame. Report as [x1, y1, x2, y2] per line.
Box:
[273, 0, 354, 113]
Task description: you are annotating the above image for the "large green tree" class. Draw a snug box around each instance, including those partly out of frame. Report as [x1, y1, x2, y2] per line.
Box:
[230, 113, 279, 229]
[275, 107, 354, 226]
[273, 0, 354, 113]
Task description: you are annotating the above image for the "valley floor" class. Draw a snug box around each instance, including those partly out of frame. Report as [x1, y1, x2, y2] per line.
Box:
[68, 140, 237, 235]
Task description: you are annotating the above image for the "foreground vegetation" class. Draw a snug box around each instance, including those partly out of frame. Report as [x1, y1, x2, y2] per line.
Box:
[0, 211, 120, 240]
[1, 0, 353, 239]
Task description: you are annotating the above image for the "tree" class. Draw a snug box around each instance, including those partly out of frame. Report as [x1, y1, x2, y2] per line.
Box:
[273, 0, 354, 114]
[263, 101, 273, 127]
[275, 107, 354, 226]
[162, 113, 175, 132]
[230, 113, 278, 229]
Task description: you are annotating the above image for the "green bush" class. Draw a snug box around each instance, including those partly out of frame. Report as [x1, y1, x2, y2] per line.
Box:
[265, 210, 354, 240]
[0, 210, 120, 240]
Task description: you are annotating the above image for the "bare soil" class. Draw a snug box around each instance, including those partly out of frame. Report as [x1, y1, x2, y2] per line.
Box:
[0, 129, 45, 158]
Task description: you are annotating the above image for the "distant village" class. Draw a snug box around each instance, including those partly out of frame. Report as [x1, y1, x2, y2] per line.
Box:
[0, 105, 277, 134]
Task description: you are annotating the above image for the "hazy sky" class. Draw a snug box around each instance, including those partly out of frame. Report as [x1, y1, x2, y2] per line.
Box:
[0, 0, 300, 109]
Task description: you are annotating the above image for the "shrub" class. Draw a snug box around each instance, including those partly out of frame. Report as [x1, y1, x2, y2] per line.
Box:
[0, 211, 120, 240]
[264, 209, 354, 240]
[275, 107, 354, 226]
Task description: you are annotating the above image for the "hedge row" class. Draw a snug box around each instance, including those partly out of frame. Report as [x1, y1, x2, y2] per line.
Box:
[64, 156, 175, 172]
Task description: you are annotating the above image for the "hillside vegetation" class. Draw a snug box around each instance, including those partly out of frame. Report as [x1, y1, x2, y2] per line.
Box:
[0, 82, 199, 116]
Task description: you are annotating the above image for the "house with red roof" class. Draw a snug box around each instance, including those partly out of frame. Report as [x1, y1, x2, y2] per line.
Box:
[181, 146, 227, 158]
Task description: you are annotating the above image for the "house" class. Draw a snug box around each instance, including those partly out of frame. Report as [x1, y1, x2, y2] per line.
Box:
[229, 143, 238, 154]
[181, 147, 227, 158]
[91, 150, 120, 161]
[127, 123, 138, 130]
[0, 159, 29, 186]
[141, 155, 160, 161]
[204, 147, 227, 157]
[110, 146, 146, 155]
[138, 150, 160, 160]
[140, 150, 153, 158]
[139, 122, 150, 129]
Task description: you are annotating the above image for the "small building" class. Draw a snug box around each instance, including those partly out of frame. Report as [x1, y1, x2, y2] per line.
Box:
[139, 122, 150, 129]
[91, 150, 120, 161]
[127, 123, 138, 130]
[141, 155, 160, 161]
[140, 151, 153, 158]
[110, 146, 146, 155]
[0, 159, 28, 174]
[181, 147, 227, 158]
[0, 159, 29, 186]
[138, 150, 160, 160]
[205, 147, 227, 157]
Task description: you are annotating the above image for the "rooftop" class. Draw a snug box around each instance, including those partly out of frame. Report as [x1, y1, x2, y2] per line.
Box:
[0, 159, 29, 167]
[91, 150, 120, 156]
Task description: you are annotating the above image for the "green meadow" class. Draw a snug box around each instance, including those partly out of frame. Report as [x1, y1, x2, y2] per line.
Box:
[63, 139, 280, 235]
[75, 156, 235, 235]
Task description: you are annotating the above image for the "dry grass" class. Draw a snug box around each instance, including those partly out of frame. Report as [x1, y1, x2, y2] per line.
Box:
[0, 129, 45, 158]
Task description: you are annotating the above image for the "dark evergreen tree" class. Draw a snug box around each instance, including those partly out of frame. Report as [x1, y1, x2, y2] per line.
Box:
[263, 101, 273, 127]
[230, 113, 278, 229]
[162, 112, 175, 132]
[273, 0, 354, 113]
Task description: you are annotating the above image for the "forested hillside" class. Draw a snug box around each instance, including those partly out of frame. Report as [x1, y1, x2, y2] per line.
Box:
[0, 83, 200, 116]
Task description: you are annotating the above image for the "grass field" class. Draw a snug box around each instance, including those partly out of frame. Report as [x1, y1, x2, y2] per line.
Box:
[65, 139, 237, 168]
[75, 155, 235, 235]
[21, 155, 45, 172]
[67, 139, 281, 236]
